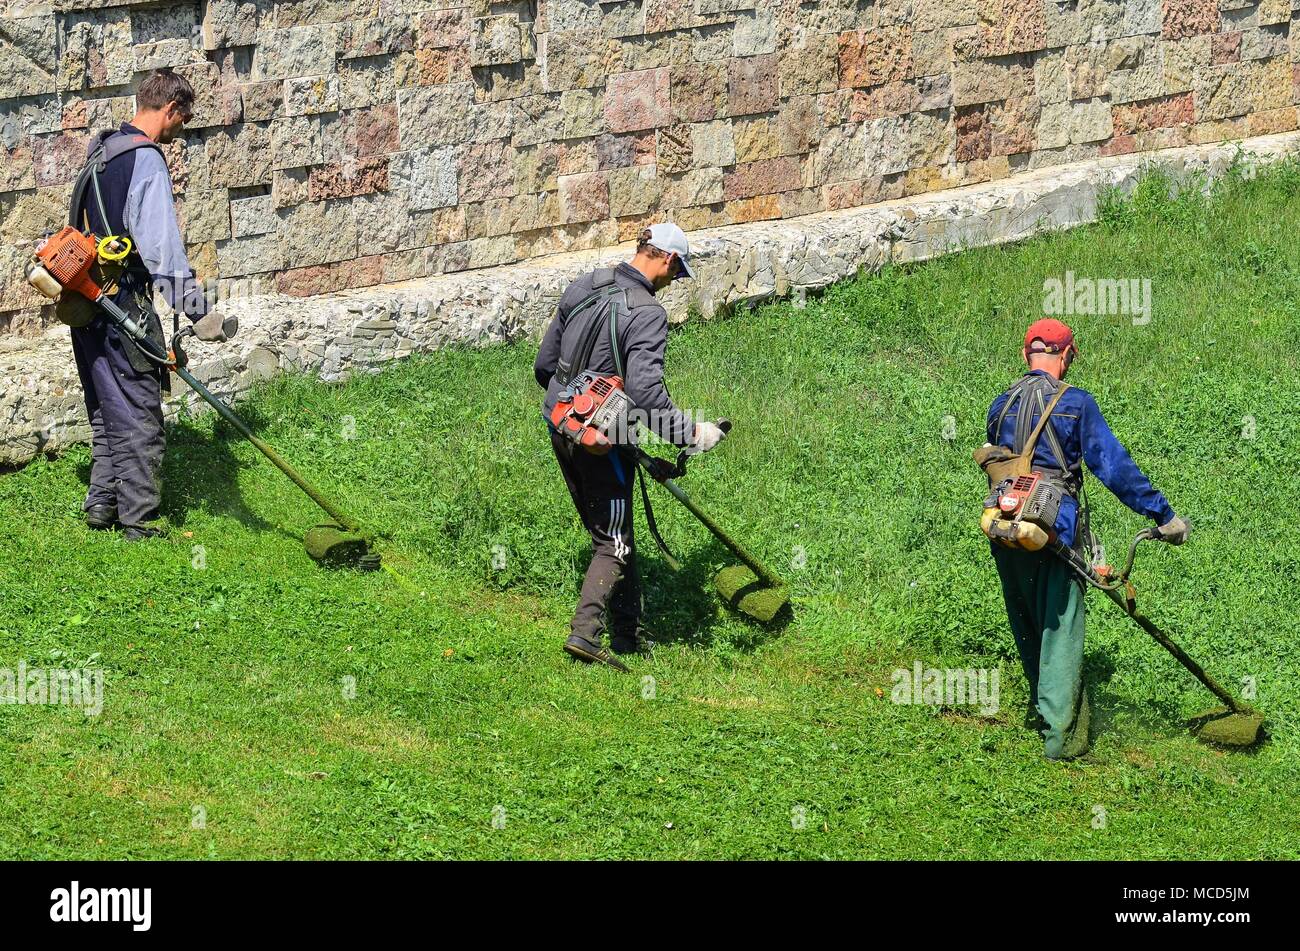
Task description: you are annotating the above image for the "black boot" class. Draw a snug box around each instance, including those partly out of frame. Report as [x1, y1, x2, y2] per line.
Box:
[85, 504, 118, 530]
[610, 626, 655, 657]
[564, 633, 630, 672]
[123, 524, 166, 542]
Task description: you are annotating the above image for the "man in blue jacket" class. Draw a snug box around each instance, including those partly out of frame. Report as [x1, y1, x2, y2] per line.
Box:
[986, 319, 1189, 759]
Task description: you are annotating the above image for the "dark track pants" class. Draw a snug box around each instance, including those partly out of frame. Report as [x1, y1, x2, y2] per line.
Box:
[550, 429, 641, 644]
[992, 544, 1088, 758]
[70, 317, 165, 528]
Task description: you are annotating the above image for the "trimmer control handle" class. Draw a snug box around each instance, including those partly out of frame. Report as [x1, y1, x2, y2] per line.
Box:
[170, 324, 195, 369]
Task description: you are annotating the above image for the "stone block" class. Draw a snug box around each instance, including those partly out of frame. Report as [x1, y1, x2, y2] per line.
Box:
[977, 0, 1047, 56]
[608, 164, 660, 216]
[459, 139, 517, 203]
[285, 76, 340, 117]
[278, 198, 358, 268]
[309, 154, 390, 200]
[251, 25, 339, 82]
[605, 67, 671, 132]
[407, 145, 459, 210]
[559, 170, 610, 223]
[1161, 0, 1219, 41]
[470, 15, 523, 67]
[182, 189, 233, 242]
[207, 123, 273, 188]
[657, 123, 693, 174]
[723, 156, 802, 200]
[728, 53, 780, 115]
[272, 115, 324, 169]
[838, 27, 913, 89]
[670, 63, 727, 122]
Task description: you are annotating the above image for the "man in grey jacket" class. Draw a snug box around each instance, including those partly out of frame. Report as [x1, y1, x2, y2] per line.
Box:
[67, 69, 234, 540]
[535, 223, 726, 671]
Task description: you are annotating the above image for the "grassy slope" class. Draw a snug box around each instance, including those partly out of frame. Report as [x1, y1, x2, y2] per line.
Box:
[1, 163, 1298, 859]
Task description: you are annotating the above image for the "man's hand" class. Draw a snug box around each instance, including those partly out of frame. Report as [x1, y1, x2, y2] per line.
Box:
[1154, 514, 1190, 545]
[642, 456, 678, 482]
[192, 310, 238, 343]
[691, 420, 726, 453]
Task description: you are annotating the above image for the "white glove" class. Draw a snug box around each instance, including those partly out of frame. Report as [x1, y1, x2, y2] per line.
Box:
[691, 421, 726, 453]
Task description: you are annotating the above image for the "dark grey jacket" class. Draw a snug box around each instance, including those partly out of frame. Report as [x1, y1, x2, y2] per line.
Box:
[535, 261, 694, 446]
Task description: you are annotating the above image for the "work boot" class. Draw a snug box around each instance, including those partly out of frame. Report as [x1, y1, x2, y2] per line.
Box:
[610, 626, 655, 657]
[84, 504, 118, 531]
[564, 633, 630, 673]
[122, 524, 167, 542]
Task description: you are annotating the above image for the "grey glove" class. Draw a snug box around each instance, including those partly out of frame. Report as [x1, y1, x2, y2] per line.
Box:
[1155, 514, 1189, 545]
[192, 311, 239, 343]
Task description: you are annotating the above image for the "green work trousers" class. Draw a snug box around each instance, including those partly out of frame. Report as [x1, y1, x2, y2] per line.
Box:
[991, 545, 1089, 759]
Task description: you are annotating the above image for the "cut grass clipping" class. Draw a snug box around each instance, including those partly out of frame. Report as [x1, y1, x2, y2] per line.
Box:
[1, 159, 1297, 859]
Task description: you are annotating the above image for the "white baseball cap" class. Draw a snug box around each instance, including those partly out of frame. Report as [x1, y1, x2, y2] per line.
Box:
[645, 222, 694, 280]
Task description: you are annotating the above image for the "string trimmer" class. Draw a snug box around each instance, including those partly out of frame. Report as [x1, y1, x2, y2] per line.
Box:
[633, 420, 789, 622]
[1050, 528, 1264, 747]
[27, 226, 378, 570]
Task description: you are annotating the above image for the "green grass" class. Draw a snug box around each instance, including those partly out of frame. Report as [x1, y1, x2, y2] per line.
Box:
[2, 159, 1299, 859]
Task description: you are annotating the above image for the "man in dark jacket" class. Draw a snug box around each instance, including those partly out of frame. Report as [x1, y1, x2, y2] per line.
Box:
[986, 318, 1188, 759]
[535, 223, 726, 671]
[66, 69, 234, 540]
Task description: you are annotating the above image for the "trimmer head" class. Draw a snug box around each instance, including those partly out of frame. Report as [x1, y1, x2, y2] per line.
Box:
[303, 523, 381, 570]
[714, 565, 789, 623]
[1190, 706, 1266, 748]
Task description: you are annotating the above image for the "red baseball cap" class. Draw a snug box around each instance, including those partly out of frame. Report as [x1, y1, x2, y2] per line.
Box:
[1024, 318, 1077, 354]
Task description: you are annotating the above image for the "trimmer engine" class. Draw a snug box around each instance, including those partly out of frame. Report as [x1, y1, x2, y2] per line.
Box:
[26, 226, 107, 301]
[981, 472, 1064, 551]
[550, 371, 631, 454]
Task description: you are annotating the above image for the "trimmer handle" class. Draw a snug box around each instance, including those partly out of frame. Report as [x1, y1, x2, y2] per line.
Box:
[170, 324, 195, 370]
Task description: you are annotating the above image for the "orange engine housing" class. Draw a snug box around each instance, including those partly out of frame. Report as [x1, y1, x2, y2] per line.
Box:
[35, 226, 104, 300]
[550, 372, 630, 455]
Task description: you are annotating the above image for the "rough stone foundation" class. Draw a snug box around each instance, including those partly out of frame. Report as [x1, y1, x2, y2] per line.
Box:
[2, 130, 1296, 465]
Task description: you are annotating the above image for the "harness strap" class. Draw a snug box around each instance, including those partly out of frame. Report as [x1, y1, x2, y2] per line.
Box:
[1020, 381, 1069, 461]
[638, 462, 680, 570]
[1032, 383, 1070, 476]
[555, 283, 627, 389]
[998, 374, 1074, 482]
[67, 130, 165, 271]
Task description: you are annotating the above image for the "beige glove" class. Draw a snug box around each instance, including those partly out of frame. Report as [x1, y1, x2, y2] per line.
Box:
[1155, 514, 1189, 545]
[691, 420, 727, 453]
[192, 310, 239, 343]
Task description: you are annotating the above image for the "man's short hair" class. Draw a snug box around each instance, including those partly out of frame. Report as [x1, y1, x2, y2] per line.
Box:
[636, 228, 667, 258]
[136, 68, 195, 115]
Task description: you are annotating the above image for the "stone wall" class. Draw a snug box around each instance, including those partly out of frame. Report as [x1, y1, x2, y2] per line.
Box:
[3, 0, 1299, 336]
